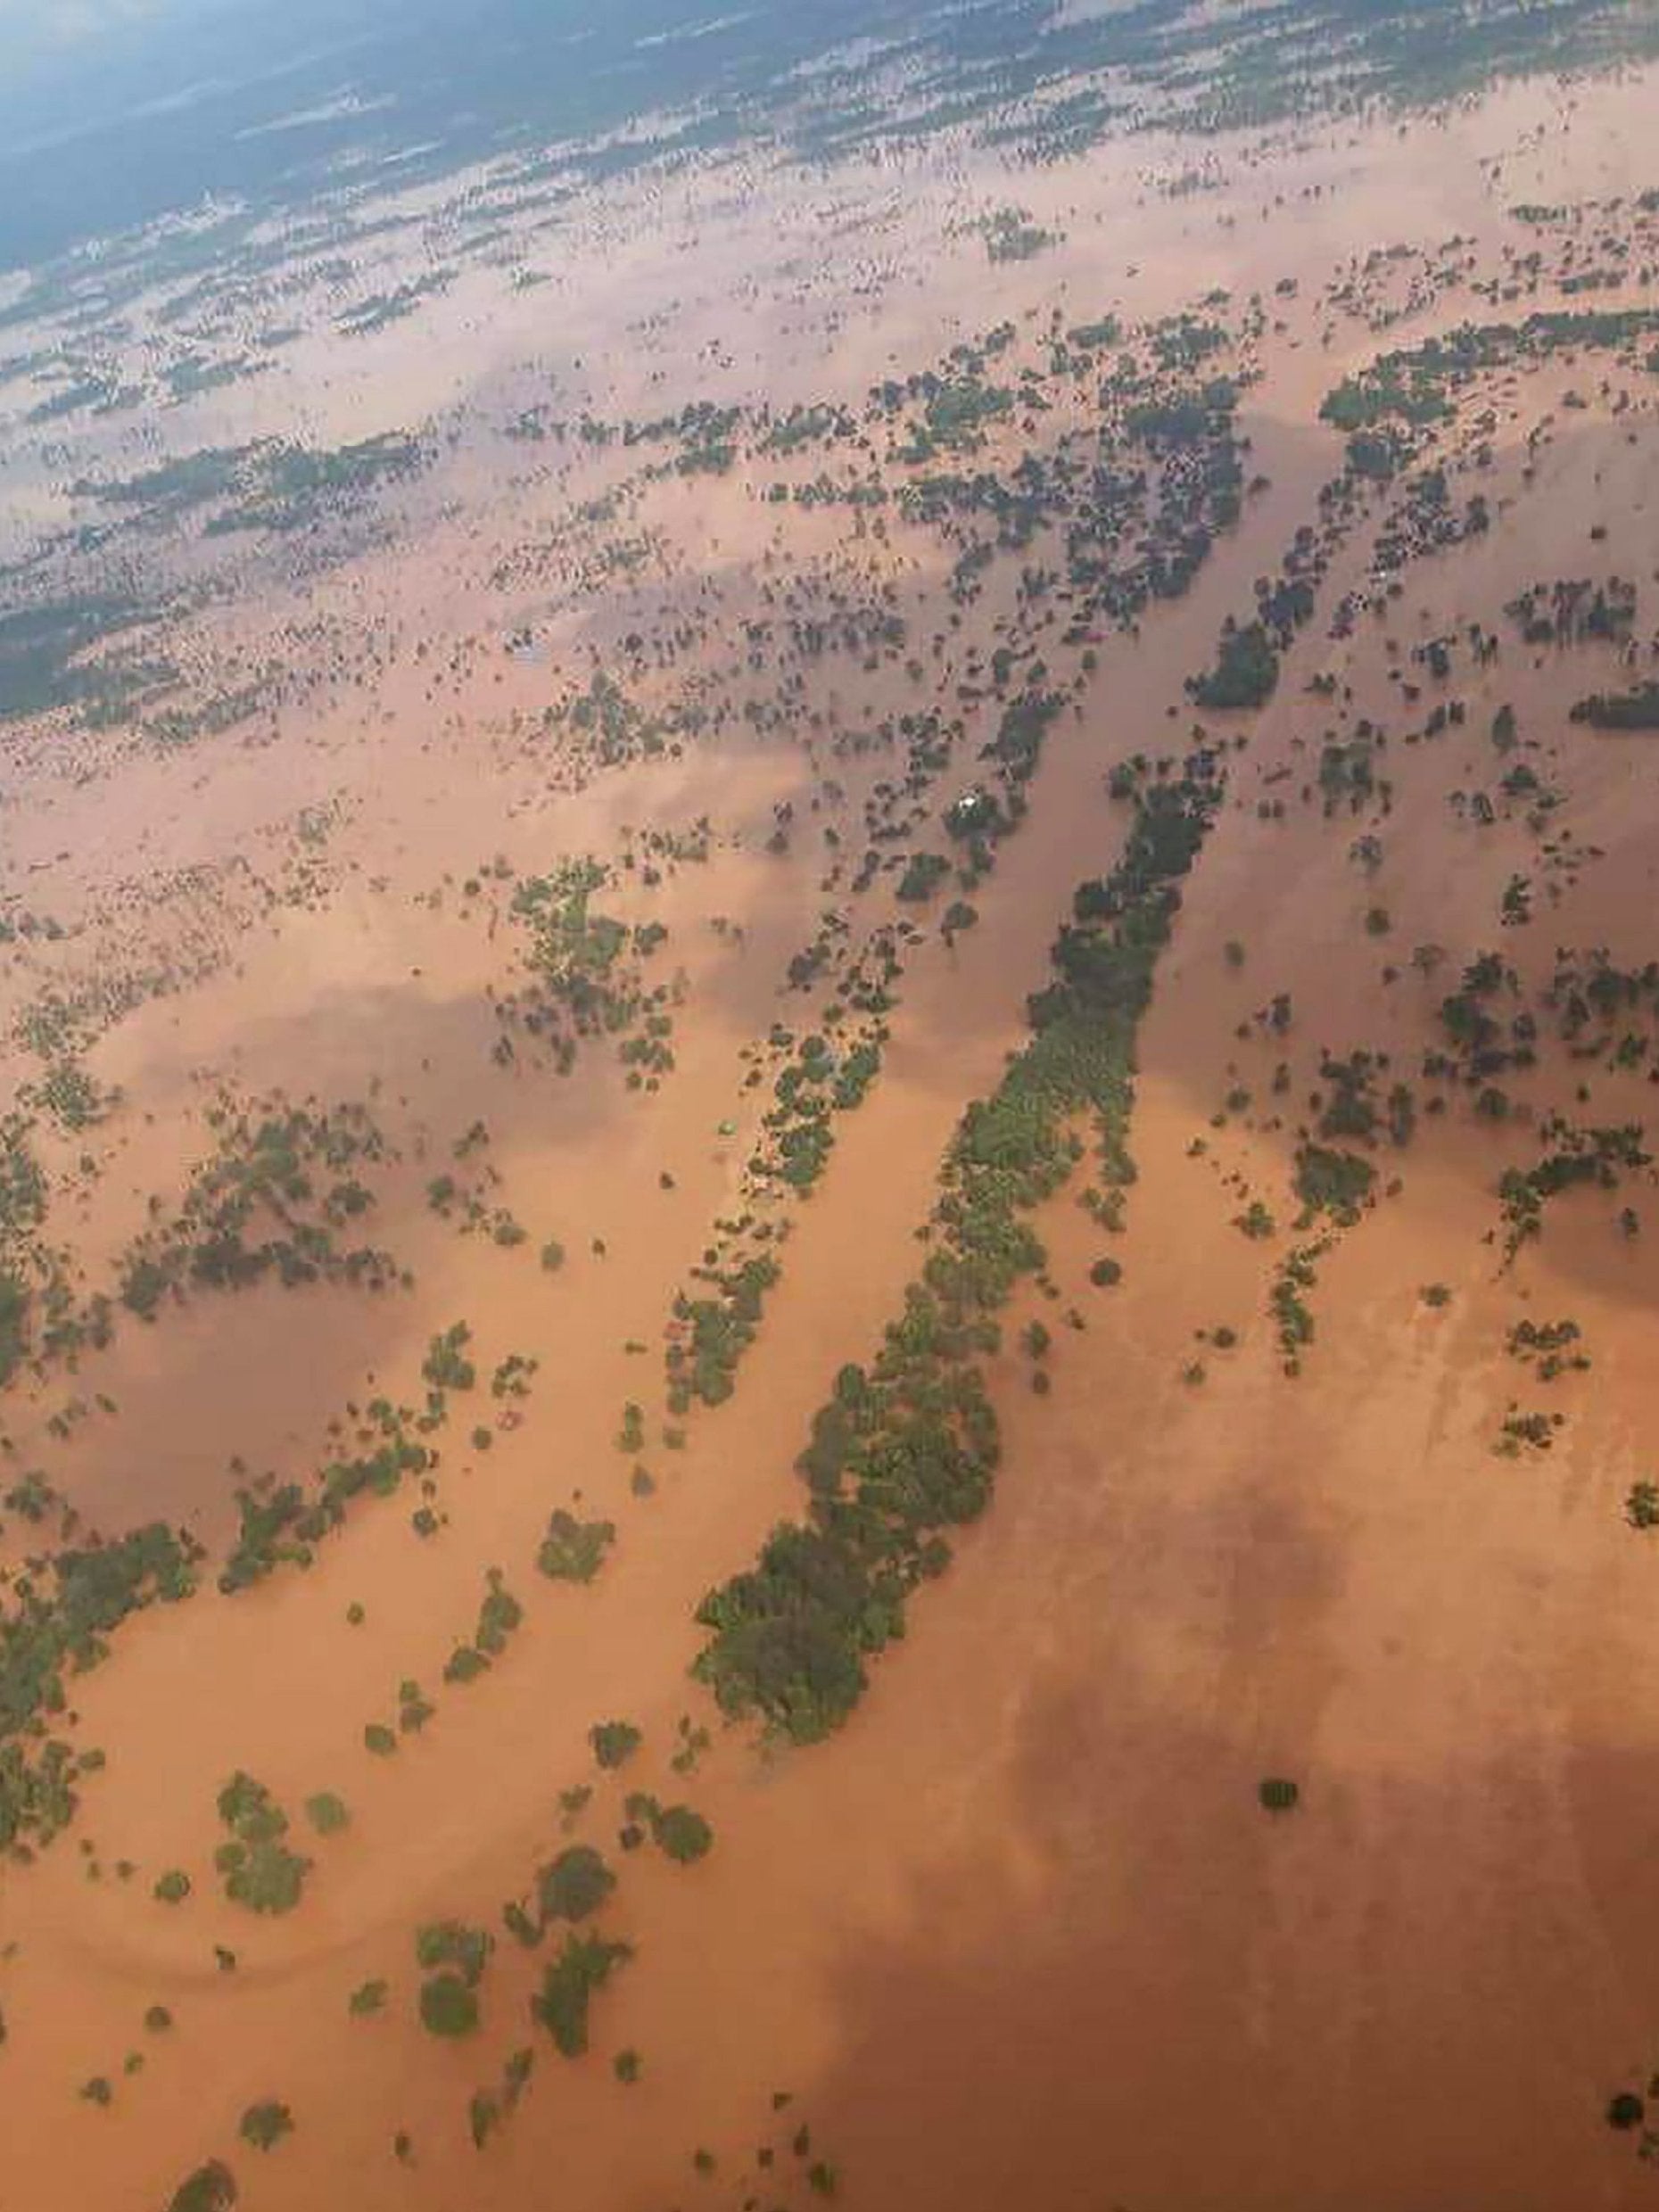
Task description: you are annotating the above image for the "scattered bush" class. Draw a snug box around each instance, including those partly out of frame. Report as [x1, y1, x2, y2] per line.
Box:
[417, 1919, 491, 1981]
[422, 1322, 476, 1392]
[625, 1793, 714, 1863]
[531, 1933, 632, 2059]
[238, 2101, 293, 2151]
[303, 1791, 349, 1836]
[589, 1721, 641, 1770]
[1571, 686, 1659, 731]
[1189, 620, 1278, 712]
[536, 1845, 616, 1925]
[1292, 1143, 1374, 1226]
[214, 1772, 310, 1915]
[167, 2162, 237, 2212]
[419, 1973, 480, 2038]
[537, 1510, 615, 1583]
[896, 852, 951, 904]
[653, 1804, 714, 1864]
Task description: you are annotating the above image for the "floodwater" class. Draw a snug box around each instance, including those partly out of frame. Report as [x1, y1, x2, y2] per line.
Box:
[2, 49, 1659, 2212]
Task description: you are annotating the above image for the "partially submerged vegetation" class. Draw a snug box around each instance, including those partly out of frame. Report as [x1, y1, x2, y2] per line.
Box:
[5, 11, 1659, 2199]
[214, 1773, 311, 1915]
[696, 754, 1224, 1739]
[120, 1094, 397, 1323]
[530, 1933, 632, 2059]
[1, 1524, 199, 1853]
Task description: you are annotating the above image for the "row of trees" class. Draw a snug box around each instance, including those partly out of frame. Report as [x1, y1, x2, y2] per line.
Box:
[694, 754, 1226, 1740]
